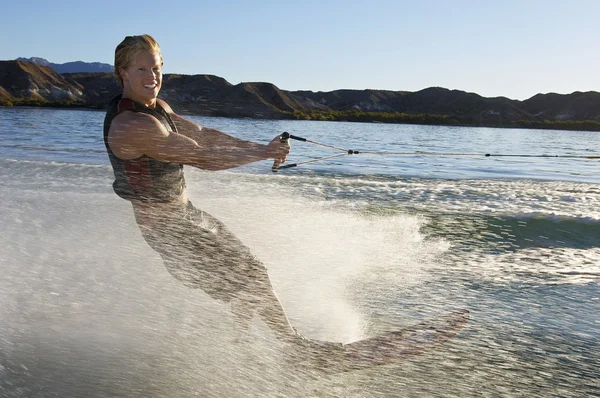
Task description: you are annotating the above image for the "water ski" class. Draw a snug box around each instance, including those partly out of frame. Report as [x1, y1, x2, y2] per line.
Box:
[294, 309, 469, 373]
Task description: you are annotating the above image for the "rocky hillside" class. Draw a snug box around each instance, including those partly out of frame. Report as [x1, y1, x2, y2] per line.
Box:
[1, 60, 599, 129]
[0, 60, 85, 102]
[159, 76, 300, 118]
[62, 72, 121, 105]
[521, 91, 600, 121]
[292, 87, 535, 124]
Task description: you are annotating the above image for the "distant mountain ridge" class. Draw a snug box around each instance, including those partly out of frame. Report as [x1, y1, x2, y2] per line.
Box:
[1, 59, 600, 130]
[16, 57, 114, 73]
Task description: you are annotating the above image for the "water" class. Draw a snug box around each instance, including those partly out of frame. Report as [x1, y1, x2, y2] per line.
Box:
[0, 107, 598, 397]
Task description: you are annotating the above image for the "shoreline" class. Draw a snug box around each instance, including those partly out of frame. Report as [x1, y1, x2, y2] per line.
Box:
[2, 101, 600, 132]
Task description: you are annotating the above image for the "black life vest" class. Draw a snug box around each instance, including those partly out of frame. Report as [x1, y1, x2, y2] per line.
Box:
[103, 94, 186, 202]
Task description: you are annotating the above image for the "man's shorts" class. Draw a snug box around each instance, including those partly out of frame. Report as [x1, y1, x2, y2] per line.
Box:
[138, 201, 271, 303]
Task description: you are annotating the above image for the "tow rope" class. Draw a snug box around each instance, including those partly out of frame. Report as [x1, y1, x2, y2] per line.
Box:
[272, 132, 600, 172]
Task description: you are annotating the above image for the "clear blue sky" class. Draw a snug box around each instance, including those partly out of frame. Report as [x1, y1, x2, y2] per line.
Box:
[2, 0, 599, 100]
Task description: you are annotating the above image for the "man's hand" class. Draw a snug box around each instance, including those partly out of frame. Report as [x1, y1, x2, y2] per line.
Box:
[266, 134, 291, 168]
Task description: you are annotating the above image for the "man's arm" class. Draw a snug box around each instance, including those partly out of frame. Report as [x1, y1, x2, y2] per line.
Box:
[157, 99, 267, 151]
[108, 111, 285, 171]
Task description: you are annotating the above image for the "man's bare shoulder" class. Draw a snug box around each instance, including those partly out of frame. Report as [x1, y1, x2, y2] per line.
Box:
[110, 111, 167, 138]
[107, 111, 172, 159]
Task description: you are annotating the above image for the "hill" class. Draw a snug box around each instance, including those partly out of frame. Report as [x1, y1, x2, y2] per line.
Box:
[17, 57, 114, 73]
[0, 60, 85, 103]
[1, 60, 599, 130]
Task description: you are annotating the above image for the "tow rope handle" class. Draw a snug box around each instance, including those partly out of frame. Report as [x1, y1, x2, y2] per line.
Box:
[271, 132, 299, 172]
[271, 132, 362, 172]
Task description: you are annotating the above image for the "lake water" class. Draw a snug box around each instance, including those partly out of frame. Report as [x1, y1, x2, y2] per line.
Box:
[0, 107, 598, 397]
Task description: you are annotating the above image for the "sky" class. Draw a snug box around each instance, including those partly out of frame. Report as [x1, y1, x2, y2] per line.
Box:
[1, 0, 599, 100]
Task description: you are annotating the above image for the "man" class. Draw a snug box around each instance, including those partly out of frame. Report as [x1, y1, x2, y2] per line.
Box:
[104, 34, 300, 344]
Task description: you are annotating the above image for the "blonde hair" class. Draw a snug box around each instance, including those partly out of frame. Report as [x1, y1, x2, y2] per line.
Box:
[114, 34, 162, 86]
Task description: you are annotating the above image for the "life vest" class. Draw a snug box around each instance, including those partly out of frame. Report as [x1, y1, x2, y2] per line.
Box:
[103, 94, 186, 202]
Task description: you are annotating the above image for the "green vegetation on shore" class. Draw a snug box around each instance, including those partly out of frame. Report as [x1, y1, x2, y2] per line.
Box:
[291, 109, 600, 131]
[0, 98, 103, 109]
[513, 119, 600, 131]
[291, 110, 453, 125]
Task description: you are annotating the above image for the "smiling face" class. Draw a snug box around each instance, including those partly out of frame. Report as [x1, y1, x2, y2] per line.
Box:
[120, 50, 163, 107]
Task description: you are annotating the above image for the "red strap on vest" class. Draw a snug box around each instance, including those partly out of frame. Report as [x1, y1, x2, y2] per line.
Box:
[117, 98, 136, 113]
